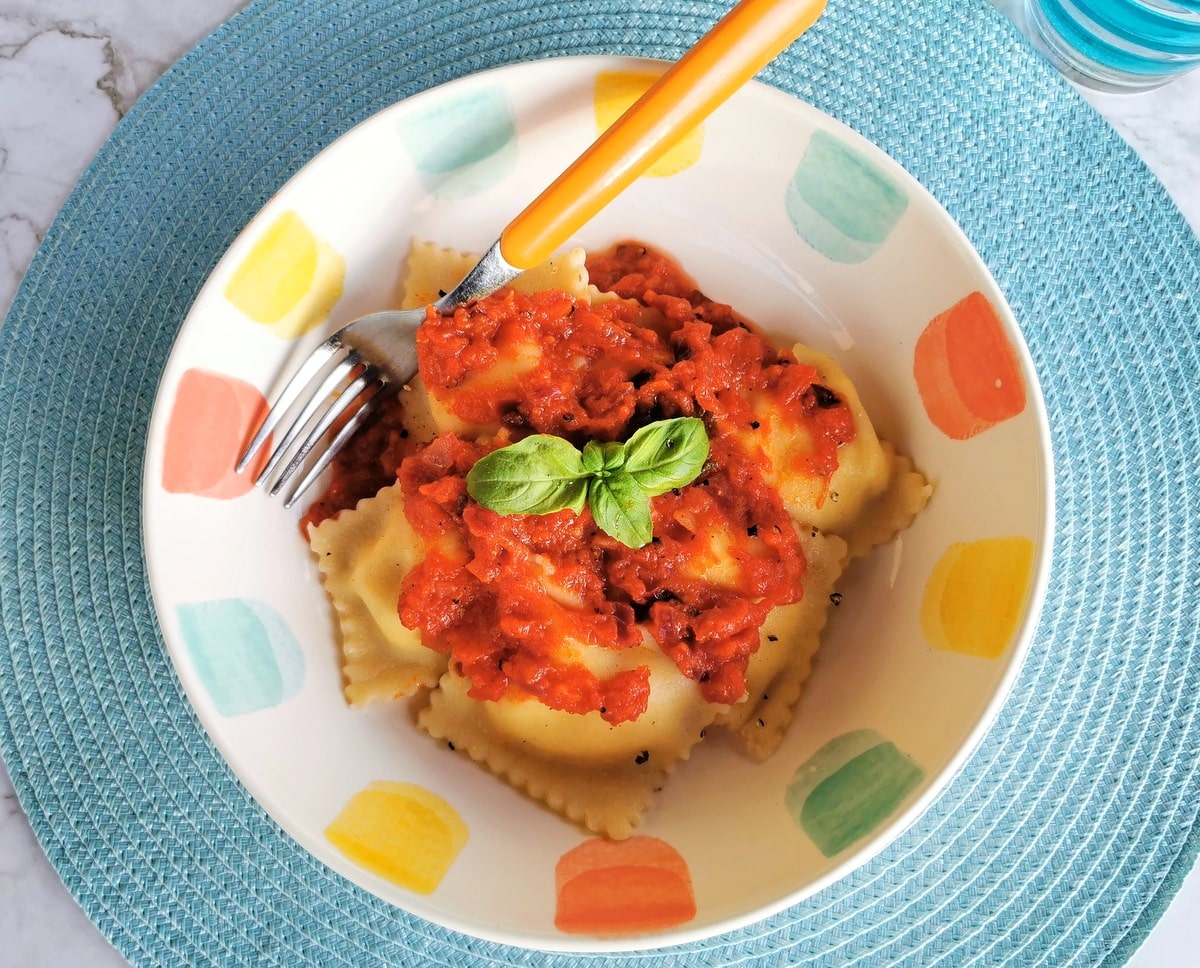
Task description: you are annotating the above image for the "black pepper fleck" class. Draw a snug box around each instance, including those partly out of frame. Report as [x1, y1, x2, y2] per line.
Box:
[750, 420, 760, 429]
[757, 718, 765, 727]
[500, 406, 529, 429]
[447, 741, 455, 751]
[635, 750, 650, 765]
[830, 592, 843, 606]
[811, 383, 841, 408]
[767, 634, 778, 643]
[747, 524, 759, 537]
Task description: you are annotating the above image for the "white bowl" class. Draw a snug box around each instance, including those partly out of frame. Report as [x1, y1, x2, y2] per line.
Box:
[142, 55, 1053, 951]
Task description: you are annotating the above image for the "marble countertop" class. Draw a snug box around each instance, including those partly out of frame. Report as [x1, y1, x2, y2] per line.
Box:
[1, 1, 1197, 965]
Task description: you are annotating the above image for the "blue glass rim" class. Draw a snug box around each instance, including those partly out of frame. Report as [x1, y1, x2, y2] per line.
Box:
[1035, 0, 1200, 55]
[1030, 0, 1200, 83]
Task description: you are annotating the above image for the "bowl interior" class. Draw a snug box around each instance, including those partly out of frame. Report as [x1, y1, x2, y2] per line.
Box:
[142, 55, 1053, 951]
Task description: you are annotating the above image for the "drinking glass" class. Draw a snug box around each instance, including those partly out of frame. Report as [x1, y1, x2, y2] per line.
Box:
[1023, 0, 1200, 91]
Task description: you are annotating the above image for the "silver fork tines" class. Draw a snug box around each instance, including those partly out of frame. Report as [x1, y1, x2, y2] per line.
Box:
[258, 347, 361, 484]
[268, 364, 382, 503]
[281, 388, 384, 508]
[236, 337, 342, 476]
[240, 335, 382, 508]
[236, 240, 522, 510]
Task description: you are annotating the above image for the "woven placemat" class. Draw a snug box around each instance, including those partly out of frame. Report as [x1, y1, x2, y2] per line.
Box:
[2, 0, 1197, 964]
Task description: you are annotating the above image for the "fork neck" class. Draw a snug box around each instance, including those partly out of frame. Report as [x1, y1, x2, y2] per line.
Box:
[433, 240, 522, 312]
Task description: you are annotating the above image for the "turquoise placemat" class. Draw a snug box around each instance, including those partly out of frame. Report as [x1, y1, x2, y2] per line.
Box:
[2, 0, 1198, 964]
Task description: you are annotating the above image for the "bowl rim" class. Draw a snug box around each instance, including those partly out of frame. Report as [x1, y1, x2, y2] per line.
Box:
[140, 53, 1057, 952]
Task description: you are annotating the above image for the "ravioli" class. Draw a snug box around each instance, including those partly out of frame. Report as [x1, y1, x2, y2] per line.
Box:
[306, 238, 930, 837]
[420, 638, 718, 839]
[310, 482, 445, 705]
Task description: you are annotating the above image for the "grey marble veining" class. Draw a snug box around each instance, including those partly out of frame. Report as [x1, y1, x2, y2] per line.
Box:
[1083, 83, 1200, 223]
[0, 1, 250, 311]
[0, 1, 1197, 966]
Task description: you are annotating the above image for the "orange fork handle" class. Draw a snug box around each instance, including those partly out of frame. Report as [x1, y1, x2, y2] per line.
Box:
[498, 0, 827, 270]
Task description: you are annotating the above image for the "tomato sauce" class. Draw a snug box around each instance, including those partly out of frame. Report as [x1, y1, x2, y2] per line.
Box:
[301, 391, 419, 530]
[305, 242, 858, 723]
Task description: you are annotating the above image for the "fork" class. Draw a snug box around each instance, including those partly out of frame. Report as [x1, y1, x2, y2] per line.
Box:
[238, 0, 827, 507]
[235, 242, 520, 505]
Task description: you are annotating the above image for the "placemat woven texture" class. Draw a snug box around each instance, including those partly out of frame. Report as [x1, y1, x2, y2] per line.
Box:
[2, 0, 1198, 964]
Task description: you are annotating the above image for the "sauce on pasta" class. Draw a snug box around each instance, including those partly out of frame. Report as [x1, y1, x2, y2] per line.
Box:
[304, 243, 858, 723]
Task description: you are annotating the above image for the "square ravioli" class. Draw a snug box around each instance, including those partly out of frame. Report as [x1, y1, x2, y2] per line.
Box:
[305, 239, 931, 836]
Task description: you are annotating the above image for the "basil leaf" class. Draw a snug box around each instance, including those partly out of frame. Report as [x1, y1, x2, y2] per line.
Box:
[622, 416, 709, 496]
[589, 470, 653, 548]
[582, 440, 627, 477]
[464, 418, 705, 538]
[600, 441, 626, 471]
[581, 440, 605, 476]
[466, 434, 589, 515]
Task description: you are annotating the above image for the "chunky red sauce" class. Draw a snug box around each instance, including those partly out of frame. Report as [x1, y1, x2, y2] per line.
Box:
[305, 242, 857, 723]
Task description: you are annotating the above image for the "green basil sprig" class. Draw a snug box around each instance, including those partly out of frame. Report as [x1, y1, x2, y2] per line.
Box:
[465, 417, 709, 548]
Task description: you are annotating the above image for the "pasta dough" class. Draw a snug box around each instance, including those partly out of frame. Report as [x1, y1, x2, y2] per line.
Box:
[419, 640, 718, 839]
[716, 528, 849, 759]
[310, 482, 446, 704]
[308, 239, 931, 837]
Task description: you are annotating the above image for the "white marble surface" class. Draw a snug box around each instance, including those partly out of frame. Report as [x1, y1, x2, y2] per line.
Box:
[0, 1, 1197, 965]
